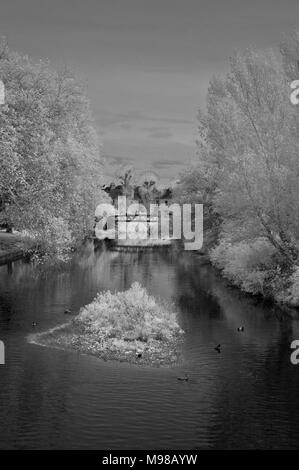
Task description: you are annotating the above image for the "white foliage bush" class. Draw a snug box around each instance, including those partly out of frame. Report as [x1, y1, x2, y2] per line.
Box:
[74, 282, 183, 342]
[31, 216, 73, 263]
[284, 266, 299, 306]
[210, 238, 276, 294]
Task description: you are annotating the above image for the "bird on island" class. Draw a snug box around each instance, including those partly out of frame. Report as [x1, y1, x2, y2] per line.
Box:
[177, 374, 189, 382]
[237, 326, 244, 332]
[136, 351, 142, 358]
[32, 321, 37, 327]
[64, 308, 72, 314]
[214, 344, 221, 352]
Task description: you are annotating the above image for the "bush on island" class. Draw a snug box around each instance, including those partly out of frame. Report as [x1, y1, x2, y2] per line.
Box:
[32, 283, 184, 366]
[74, 282, 183, 344]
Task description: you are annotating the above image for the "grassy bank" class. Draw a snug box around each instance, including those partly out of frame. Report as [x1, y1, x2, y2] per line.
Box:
[30, 283, 184, 366]
[0, 231, 35, 265]
[210, 238, 299, 309]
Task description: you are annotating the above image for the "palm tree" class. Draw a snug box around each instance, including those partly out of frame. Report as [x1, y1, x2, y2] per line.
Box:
[139, 180, 160, 207]
[118, 168, 134, 199]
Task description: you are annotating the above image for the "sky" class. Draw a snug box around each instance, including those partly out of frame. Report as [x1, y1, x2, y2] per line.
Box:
[1, 0, 299, 184]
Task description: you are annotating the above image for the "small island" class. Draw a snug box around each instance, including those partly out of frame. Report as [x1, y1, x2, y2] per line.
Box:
[30, 283, 184, 367]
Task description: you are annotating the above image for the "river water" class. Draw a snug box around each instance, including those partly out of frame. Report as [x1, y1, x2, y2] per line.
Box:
[0, 242, 299, 449]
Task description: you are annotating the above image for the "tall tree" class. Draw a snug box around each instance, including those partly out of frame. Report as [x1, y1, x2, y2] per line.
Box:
[194, 47, 299, 263]
[0, 40, 106, 260]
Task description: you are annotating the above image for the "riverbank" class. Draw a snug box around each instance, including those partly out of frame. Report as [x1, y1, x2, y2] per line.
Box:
[29, 282, 184, 367]
[209, 239, 299, 311]
[0, 231, 35, 265]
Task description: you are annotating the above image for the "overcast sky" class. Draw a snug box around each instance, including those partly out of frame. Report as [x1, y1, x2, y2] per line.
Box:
[1, 0, 299, 183]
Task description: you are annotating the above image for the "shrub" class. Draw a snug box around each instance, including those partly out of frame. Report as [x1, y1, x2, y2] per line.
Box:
[210, 237, 277, 295]
[29, 216, 73, 264]
[74, 282, 183, 343]
[283, 266, 299, 306]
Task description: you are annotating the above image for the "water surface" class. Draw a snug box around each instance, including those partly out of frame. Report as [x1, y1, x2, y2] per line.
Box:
[0, 243, 299, 449]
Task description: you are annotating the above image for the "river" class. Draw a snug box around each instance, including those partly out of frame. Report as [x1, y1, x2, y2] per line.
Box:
[0, 242, 299, 449]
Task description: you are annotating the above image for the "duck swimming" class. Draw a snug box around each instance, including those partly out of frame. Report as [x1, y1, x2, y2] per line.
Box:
[177, 374, 189, 382]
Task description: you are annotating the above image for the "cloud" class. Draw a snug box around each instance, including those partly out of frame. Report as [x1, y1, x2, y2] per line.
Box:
[98, 110, 193, 128]
[119, 122, 132, 130]
[152, 160, 183, 169]
[146, 126, 173, 139]
[102, 154, 135, 166]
